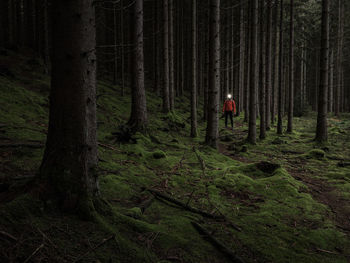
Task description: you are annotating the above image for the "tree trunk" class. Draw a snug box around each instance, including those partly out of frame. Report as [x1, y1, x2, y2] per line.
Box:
[315, 0, 329, 142]
[191, 0, 198, 137]
[328, 48, 334, 113]
[128, 0, 147, 131]
[169, 0, 175, 111]
[163, 0, 170, 113]
[277, 0, 284, 135]
[238, 0, 245, 115]
[335, 0, 344, 117]
[40, 0, 99, 215]
[120, 0, 125, 96]
[248, 0, 258, 144]
[259, 0, 266, 139]
[265, 0, 272, 130]
[205, 0, 220, 148]
[287, 0, 294, 133]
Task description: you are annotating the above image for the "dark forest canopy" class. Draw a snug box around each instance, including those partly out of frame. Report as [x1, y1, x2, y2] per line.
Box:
[0, 0, 350, 262]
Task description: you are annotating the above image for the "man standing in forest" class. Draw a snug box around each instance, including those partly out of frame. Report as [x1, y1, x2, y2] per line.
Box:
[222, 94, 236, 130]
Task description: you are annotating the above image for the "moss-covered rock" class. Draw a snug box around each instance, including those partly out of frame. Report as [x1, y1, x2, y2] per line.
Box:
[153, 150, 166, 159]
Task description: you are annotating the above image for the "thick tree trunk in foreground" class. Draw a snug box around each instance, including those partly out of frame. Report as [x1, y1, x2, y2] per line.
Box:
[163, 0, 170, 113]
[206, 0, 220, 148]
[315, 0, 329, 142]
[247, 0, 258, 144]
[128, 0, 147, 130]
[40, 0, 99, 215]
[191, 0, 198, 137]
[287, 0, 294, 133]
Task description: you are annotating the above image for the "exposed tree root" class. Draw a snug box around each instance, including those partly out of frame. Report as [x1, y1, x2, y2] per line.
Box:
[147, 188, 223, 219]
[191, 221, 244, 263]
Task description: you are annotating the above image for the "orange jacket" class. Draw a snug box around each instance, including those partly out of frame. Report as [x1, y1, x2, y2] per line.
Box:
[223, 100, 236, 114]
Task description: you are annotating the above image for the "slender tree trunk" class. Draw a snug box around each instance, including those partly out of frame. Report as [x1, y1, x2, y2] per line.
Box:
[128, 0, 147, 130]
[244, 1, 251, 123]
[169, 0, 175, 111]
[153, 0, 159, 94]
[113, 3, 118, 86]
[277, 0, 284, 134]
[259, 0, 266, 139]
[287, 0, 294, 133]
[315, 0, 329, 142]
[248, 0, 258, 144]
[120, 0, 125, 96]
[238, 0, 245, 116]
[335, 0, 344, 117]
[272, 1, 279, 125]
[40, 0, 99, 214]
[206, 0, 220, 148]
[163, 0, 170, 113]
[265, 0, 272, 130]
[191, 0, 198, 137]
[328, 48, 334, 113]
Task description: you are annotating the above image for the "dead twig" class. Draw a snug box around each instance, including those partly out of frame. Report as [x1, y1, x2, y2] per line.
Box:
[316, 248, 339, 255]
[191, 222, 244, 263]
[98, 142, 121, 152]
[0, 230, 17, 242]
[23, 243, 44, 263]
[73, 235, 115, 263]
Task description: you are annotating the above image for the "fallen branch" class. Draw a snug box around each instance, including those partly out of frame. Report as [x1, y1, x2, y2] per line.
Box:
[98, 142, 121, 152]
[37, 228, 58, 250]
[191, 222, 244, 263]
[73, 235, 115, 263]
[0, 230, 17, 242]
[23, 243, 44, 263]
[316, 248, 339, 255]
[148, 189, 223, 220]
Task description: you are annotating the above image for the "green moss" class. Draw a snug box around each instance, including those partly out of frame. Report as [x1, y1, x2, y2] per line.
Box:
[152, 150, 167, 159]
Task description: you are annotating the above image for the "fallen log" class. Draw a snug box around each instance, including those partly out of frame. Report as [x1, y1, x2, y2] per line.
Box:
[147, 188, 223, 220]
[191, 222, 244, 263]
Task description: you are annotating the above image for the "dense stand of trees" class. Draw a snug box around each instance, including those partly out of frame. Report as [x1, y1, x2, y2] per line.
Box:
[1, 0, 350, 208]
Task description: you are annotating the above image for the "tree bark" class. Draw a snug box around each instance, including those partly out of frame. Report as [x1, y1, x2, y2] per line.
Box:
[277, 0, 284, 135]
[287, 0, 294, 133]
[169, 0, 175, 111]
[205, 0, 220, 148]
[40, 0, 99, 215]
[248, 0, 258, 144]
[315, 0, 329, 142]
[335, 0, 344, 117]
[163, 0, 170, 113]
[128, 0, 147, 131]
[191, 0, 198, 137]
[259, 0, 266, 139]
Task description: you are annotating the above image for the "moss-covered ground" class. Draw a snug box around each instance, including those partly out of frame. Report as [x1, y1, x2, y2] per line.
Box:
[0, 50, 349, 262]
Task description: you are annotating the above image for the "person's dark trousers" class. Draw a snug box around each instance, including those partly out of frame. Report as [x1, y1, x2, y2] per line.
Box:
[225, 111, 233, 129]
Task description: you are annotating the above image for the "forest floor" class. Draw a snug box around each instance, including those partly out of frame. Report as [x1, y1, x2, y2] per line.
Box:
[0, 49, 350, 263]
